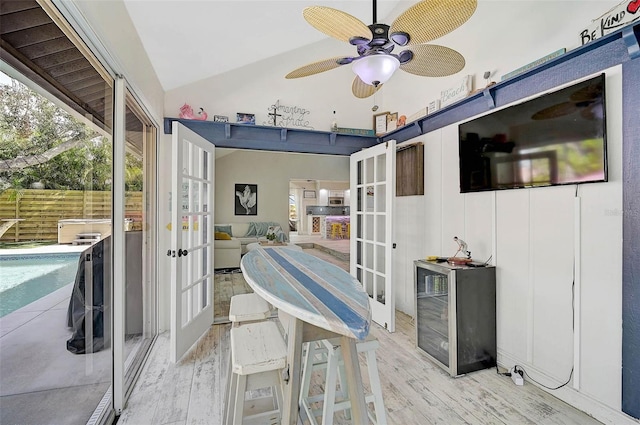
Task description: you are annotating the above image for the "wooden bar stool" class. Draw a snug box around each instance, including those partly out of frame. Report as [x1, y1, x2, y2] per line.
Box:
[224, 321, 287, 425]
[300, 336, 387, 425]
[229, 293, 271, 326]
[224, 293, 273, 424]
[330, 223, 343, 239]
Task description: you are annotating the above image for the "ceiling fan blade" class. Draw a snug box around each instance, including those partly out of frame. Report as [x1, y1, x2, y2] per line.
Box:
[352, 76, 382, 99]
[531, 102, 578, 120]
[580, 103, 601, 121]
[303, 6, 372, 43]
[286, 57, 348, 79]
[569, 84, 602, 102]
[400, 44, 465, 77]
[390, 0, 477, 45]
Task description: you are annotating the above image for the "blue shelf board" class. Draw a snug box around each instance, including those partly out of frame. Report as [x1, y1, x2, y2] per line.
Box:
[163, 118, 378, 156]
[382, 21, 639, 144]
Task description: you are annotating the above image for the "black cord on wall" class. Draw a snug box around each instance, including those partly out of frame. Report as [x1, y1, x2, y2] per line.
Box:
[514, 365, 574, 391]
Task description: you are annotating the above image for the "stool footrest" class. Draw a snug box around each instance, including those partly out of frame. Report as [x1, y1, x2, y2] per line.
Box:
[299, 336, 387, 425]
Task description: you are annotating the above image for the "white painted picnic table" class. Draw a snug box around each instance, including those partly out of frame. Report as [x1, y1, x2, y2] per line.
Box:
[240, 247, 371, 424]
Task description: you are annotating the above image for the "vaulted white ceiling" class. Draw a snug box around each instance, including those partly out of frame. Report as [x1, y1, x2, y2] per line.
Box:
[123, 0, 621, 99]
[123, 1, 425, 90]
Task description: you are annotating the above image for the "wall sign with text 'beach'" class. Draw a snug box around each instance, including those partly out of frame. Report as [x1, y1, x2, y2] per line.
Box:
[440, 75, 472, 108]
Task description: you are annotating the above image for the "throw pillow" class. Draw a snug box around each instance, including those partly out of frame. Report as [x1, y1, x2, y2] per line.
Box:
[214, 225, 233, 237]
[214, 232, 232, 240]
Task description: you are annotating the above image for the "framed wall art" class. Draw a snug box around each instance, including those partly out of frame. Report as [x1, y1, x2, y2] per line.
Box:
[236, 113, 255, 125]
[386, 112, 398, 132]
[373, 111, 390, 136]
[235, 183, 257, 215]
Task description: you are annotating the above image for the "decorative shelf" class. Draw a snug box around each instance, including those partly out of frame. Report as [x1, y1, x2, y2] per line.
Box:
[163, 118, 378, 156]
[162, 22, 639, 156]
[382, 21, 639, 144]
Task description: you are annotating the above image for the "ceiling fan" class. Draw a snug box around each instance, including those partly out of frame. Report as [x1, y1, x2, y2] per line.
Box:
[285, 0, 477, 98]
[531, 82, 604, 121]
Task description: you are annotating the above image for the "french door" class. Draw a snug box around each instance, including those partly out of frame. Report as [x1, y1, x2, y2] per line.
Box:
[350, 140, 396, 332]
[170, 122, 215, 362]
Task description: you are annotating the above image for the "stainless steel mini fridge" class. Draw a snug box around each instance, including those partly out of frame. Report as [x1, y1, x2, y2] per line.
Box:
[414, 260, 496, 376]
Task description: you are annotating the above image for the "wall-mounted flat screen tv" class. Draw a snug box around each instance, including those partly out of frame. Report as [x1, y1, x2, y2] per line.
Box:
[458, 73, 607, 193]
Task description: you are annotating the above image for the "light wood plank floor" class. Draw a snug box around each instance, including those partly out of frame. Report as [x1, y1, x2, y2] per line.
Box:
[118, 249, 601, 425]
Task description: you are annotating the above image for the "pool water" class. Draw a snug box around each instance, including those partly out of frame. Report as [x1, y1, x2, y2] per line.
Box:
[0, 254, 80, 317]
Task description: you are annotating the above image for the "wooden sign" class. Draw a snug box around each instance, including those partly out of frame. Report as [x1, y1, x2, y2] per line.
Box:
[427, 99, 441, 115]
[500, 48, 566, 81]
[440, 75, 472, 108]
[407, 107, 427, 123]
[337, 127, 375, 137]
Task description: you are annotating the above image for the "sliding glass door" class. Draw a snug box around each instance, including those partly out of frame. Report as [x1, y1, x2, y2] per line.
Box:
[113, 86, 158, 409]
[1, 2, 158, 423]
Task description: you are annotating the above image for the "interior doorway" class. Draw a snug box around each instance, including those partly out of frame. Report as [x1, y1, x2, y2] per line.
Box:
[288, 179, 350, 238]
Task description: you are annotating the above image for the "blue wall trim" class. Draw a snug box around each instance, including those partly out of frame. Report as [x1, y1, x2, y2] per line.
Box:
[622, 25, 640, 59]
[163, 118, 377, 156]
[382, 22, 636, 144]
[622, 56, 640, 420]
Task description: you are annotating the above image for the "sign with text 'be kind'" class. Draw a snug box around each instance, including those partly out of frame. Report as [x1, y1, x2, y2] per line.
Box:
[580, 0, 640, 45]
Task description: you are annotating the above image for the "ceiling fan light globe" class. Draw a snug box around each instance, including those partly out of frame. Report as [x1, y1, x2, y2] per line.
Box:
[352, 55, 400, 86]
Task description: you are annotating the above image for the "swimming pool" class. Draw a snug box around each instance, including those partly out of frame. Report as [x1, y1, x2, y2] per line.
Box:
[0, 253, 80, 317]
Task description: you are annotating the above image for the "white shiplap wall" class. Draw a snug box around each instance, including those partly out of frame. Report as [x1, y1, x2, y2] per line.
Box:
[392, 66, 627, 424]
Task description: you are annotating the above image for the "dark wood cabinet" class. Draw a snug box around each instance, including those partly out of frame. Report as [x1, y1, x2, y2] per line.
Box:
[396, 143, 424, 196]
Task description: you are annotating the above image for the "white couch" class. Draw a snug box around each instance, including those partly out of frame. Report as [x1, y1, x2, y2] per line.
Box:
[214, 222, 287, 269]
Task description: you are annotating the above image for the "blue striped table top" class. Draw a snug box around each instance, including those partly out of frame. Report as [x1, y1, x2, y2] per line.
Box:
[240, 248, 370, 340]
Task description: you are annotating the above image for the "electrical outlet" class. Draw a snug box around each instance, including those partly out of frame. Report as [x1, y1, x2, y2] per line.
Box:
[510, 367, 524, 386]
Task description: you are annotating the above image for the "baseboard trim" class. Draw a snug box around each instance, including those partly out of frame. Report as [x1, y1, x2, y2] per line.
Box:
[498, 350, 640, 425]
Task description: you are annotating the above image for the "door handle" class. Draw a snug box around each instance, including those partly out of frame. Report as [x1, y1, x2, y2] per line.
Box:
[167, 250, 176, 257]
[178, 249, 188, 257]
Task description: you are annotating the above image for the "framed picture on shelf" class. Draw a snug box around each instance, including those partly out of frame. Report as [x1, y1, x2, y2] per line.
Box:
[373, 111, 390, 136]
[386, 112, 398, 132]
[303, 190, 316, 199]
[213, 115, 229, 122]
[236, 113, 255, 125]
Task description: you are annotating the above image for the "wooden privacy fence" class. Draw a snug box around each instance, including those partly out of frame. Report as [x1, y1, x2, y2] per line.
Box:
[0, 189, 142, 242]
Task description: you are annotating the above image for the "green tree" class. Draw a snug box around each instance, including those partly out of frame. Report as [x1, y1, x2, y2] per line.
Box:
[0, 78, 113, 191]
[125, 152, 144, 192]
